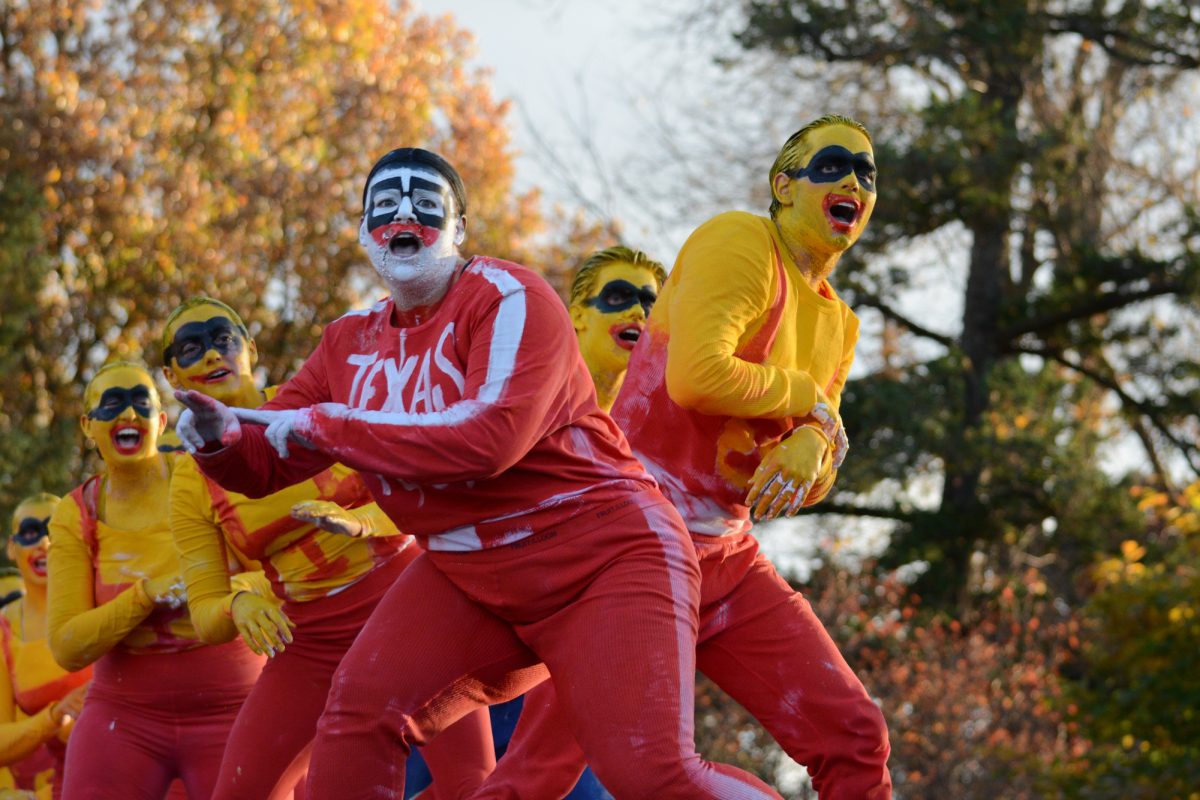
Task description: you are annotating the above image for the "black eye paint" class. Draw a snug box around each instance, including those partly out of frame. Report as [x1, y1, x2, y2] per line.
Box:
[163, 317, 244, 368]
[585, 279, 658, 317]
[787, 145, 877, 193]
[366, 174, 453, 233]
[12, 516, 49, 547]
[87, 385, 154, 421]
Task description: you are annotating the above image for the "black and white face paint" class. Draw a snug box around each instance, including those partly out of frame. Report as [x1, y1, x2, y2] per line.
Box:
[359, 164, 464, 308]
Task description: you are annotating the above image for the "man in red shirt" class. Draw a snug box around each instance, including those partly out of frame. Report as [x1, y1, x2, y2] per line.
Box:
[174, 148, 783, 799]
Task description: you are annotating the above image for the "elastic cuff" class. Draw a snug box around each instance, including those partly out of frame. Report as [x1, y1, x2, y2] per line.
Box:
[225, 591, 247, 618]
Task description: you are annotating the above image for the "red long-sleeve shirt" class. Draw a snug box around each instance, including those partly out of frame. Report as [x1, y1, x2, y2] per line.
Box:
[194, 257, 654, 551]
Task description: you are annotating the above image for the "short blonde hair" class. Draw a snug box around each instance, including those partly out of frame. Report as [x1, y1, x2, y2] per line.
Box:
[84, 360, 158, 408]
[161, 296, 248, 365]
[768, 114, 873, 218]
[569, 246, 668, 309]
[11, 492, 60, 532]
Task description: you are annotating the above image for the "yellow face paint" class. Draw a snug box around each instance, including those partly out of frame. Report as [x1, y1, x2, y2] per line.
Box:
[571, 261, 661, 387]
[775, 124, 876, 256]
[162, 304, 257, 406]
[81, 364, 165, 467]
[9, 496, 56, 587]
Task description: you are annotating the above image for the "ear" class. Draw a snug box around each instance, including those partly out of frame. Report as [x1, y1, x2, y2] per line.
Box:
[6, 539, 17, 562]
[247, 337, 259, 368]
[162, 364, 182, 391]
[772, 171, 795, 208]
[569, 304, 586, 332]
[79, 414, 93, 441]
[453, 216, 466, 247]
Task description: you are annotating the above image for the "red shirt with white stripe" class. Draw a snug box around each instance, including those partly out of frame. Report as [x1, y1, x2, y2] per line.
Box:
[194, 257, 655, 551]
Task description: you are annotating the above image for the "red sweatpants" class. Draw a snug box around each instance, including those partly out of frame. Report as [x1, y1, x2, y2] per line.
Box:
[61, 641, 263, 799]
[305, 489, 783, 800]
[213, 547, 496, 800]
[476, 532, 892, 800]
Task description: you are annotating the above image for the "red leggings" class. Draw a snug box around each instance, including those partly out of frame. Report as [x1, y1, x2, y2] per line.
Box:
[477, 533, 892, 800]
[61, 641, 263, 799]
[213, 548, 495, 800]
[304, 490, 783, 800]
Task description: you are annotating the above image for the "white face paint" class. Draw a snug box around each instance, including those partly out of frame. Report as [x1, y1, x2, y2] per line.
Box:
[359, 164, 465, 311]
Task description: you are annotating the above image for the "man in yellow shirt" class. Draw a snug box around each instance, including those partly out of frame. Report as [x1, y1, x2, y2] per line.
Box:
[609, 115, 892, 798]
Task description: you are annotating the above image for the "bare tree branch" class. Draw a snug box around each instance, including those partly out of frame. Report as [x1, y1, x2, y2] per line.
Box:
[855, 294, 957, 349]
[1000, 283, 1187, 341]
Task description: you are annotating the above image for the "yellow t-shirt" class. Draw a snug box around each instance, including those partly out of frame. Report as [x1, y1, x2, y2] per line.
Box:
[612, 211, 859, 535]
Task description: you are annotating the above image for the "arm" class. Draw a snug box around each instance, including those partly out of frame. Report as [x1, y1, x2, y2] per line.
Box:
[290, 284, 581, 485]
[186, 340, 337, 498]
[47, 500, 156, 672]
[289, 499, 403, 538]
[169, 464, 240, 644]
[665, 214, 825, 419]
[800, 308, 860, 506]
[0, 628, 57, 766]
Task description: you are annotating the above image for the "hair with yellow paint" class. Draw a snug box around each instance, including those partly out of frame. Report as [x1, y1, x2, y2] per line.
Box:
[84, 360, 160, 408]
[160, 295, 249, 364]
[569, 246, 668, 309]
[10, 492, 60, 532]
[769, 114, 873, 219]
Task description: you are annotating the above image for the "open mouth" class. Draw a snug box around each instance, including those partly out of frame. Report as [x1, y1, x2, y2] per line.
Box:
[609, 323, 644, 351]
[372, 222, 441, 255]
[111, 425, 145, 455]
[823, 195, 862, 234]
[198, 367, 232, 384]
[31, 555, 47, 577]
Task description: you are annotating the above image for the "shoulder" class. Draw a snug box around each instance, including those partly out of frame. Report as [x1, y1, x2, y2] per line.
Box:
[48, 484, 87, 537]
[463, 257, 555, 300]
[689, 210, 773, 244]
[323, 297, 393, 338]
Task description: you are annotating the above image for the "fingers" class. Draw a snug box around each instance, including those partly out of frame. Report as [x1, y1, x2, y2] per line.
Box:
[832, 428, 850, 469]
[750, 473, 784, 520]
[765, 478, 797, 519]
[784, 480, 814, 516]
[175, 409, 206, 453]
[265, 417, 292, 459]
[230, 407, 276, 426]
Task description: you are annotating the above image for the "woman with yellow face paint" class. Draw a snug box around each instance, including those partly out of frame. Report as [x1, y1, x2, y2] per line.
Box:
[0, 494, 92, 799]
[161, 296, 496, 800]
[47, 361, 266, 799]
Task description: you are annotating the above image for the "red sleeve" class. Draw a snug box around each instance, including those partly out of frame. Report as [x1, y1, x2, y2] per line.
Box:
[294, 274, 579, 485]
[192, 338, 336, 498]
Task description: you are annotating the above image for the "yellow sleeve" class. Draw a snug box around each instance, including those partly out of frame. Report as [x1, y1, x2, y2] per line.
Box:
[169, 460, 240, 644]
[803, 306, 859, 507]
[0, 627, 57, 767]
[665, 213, 822, 419]
[47, 497, 156, 672]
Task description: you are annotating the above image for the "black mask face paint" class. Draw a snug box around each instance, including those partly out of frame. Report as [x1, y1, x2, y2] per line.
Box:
[585, 279, 658, 317]
[787, 145, 877, 193]
[12, 516, 49, 547]
[163, 316, 245, 368]
[87, 384, 155, 421]
[365, 173, 454, 235]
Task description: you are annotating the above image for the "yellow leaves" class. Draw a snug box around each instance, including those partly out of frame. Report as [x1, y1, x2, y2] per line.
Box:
[1121, 539, 1146, 563]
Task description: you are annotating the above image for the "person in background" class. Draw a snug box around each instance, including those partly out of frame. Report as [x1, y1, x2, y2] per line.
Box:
[47, 362, 267, 799]
[0, 494, 91, 799]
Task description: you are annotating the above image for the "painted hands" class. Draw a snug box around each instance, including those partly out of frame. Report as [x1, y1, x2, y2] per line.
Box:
[810, 401, 849, 469]
[290, 500, 364, 537]
[745, 426, 829, 520]
[142, 574, 186, 608]
[231, 592, 295, 658]
[174, 390, 242, 452]
[49, 681, 89, 727]
[230, 408, 314, 459]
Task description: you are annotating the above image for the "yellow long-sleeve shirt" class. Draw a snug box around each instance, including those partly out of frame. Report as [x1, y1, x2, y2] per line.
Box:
[47, 465, 204, 673]
[612, 211, 859, 536]
[170, 441, 410, 644]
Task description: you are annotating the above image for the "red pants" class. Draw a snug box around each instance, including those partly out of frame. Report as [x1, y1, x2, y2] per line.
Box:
[477, 533, 892, 800]
[305, 490, 782, 799]
[213, 548, 495, 800]
[61, 641, 263, 799]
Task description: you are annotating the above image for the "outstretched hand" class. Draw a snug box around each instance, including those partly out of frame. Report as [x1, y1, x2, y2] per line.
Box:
[143, 574, 187, 609]
[291, 500, 364, 537]
[231, 592, 295, 658]
[231, 407, 314, 460]
[745, 426, 830, 521]
[174, 390, 242, 453]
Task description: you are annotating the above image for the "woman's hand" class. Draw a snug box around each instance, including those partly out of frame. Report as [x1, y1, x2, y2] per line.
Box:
[49, 682, 89, 727]
[142, 574, 186, 609]
[290, 500, 364, 537]
[230, 592, 295, 657]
